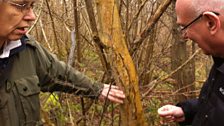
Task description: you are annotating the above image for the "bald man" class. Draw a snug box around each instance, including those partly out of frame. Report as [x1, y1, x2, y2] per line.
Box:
[158, 0, 224, 126]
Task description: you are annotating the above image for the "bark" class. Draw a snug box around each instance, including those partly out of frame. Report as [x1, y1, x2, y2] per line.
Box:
[73, 0, 82, 63]
[84, 0, 112, 83]
[96, 0, 148, 126]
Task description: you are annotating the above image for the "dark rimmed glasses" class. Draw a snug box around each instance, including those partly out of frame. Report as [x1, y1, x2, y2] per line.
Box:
[178, 11, 220, 34]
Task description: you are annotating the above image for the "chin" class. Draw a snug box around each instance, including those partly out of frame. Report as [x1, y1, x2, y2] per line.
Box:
[7, 34, 23, 41]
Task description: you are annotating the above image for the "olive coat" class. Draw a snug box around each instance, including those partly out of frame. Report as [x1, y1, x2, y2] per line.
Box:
[0, 35, 103, 126]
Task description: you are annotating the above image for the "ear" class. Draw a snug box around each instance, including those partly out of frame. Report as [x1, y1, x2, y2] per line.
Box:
[203, 12, 221, 35]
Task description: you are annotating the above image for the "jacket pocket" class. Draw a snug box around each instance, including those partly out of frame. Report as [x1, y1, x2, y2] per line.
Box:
[14, 75, 41, 125]
[15, 75, 40, 96]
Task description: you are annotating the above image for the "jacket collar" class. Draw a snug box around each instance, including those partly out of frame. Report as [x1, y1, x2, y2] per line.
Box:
[213, 57, 224, 73]
[0, 35, 27, 59]
[0, 40, 21, 58]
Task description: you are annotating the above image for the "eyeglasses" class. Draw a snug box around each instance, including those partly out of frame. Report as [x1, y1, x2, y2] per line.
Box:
[7, 1, 37, 14]
[178, 11, 220, 34]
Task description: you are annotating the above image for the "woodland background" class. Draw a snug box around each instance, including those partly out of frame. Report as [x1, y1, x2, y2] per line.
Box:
[30, 0, 212, 126]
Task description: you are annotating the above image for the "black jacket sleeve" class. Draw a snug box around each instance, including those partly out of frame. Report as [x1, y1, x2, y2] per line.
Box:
[176, 99, 198, 126]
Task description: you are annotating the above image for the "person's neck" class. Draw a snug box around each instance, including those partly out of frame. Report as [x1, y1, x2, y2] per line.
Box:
[0, 39, 7, 50]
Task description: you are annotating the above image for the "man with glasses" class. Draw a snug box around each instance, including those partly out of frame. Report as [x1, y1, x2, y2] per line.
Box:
[158, 0, 224, 126]
[0, 0, 125, 126]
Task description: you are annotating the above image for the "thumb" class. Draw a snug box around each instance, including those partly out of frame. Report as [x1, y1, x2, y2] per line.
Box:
[158, 105, 174, 116]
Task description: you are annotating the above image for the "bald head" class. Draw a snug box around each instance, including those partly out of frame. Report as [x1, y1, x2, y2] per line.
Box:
[176, 0, 224, 16]
[176, 0, 224, 24]
[176, 0, 224, 57]
[175, 0, 196, 24]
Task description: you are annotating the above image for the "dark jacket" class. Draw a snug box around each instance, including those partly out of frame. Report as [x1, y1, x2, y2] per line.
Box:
[178, 57, 224, 126]
[0, 35, 103, 126]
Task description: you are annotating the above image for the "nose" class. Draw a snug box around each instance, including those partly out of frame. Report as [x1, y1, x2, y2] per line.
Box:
[23, 9, 36, 21]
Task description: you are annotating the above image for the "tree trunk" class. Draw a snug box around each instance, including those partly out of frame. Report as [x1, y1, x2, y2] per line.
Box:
[141, 28, 156, 85]
[96, 0, 148, 126]
[171, 0, 196, 102]
[73, 0, 82, 63]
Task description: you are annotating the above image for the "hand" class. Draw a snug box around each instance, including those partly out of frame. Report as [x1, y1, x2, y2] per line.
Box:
[158, 105, 185, 123]
[99, 84, 125, 104]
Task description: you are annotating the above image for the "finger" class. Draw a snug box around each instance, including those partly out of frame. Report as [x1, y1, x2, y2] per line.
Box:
[106, 95, 124, 103]
[103, 86, 121, 94]
[102, 91, 125, 100]
[164, 115, 173, 120]
[164, 116, 175, 123]
[102, 88, 125, 99]
[174, 116, 185, 122]
[158, 108, 172, 116]
[104, 84, 120, 90]
[109, 89, 125, 98]
[101, 90, 125, 103]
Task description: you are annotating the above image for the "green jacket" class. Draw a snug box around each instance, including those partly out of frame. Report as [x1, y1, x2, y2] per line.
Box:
[0, 35, 103, 126]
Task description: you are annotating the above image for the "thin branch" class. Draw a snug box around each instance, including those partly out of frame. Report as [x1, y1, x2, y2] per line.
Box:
[142, 48, 201, 98]
[39, 18, 53, 51]
[128, 0, 148, 31]
[45, 0, 61, 55]
[131, 0, 172, 55]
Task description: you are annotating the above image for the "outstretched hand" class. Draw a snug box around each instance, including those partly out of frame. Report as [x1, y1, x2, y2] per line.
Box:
[158, 104, 185, 123]
[99, 84, 125, 104]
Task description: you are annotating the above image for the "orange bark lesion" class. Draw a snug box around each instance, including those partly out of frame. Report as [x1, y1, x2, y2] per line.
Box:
[96, 0, 148, 126]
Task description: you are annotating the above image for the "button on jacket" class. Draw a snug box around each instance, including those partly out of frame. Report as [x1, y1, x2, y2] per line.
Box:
[0, 35, 103, 126]
[178, 57, 224, 126]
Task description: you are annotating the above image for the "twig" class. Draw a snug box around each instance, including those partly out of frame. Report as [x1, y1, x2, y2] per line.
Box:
[142, 48, 201, 98]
